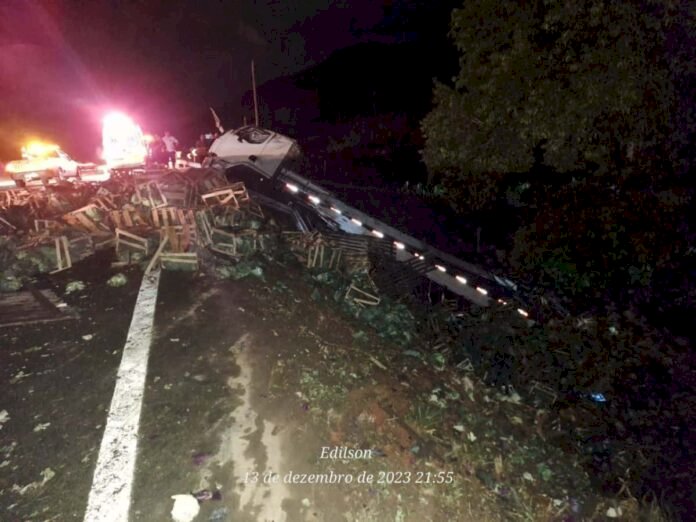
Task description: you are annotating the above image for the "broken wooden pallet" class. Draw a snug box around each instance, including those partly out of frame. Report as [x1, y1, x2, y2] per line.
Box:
[345, 280, 381, 307]
[0, 289, 77, 328]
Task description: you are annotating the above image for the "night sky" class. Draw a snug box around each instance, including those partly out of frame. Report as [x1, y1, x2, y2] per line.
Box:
[0, 0, 406, 161]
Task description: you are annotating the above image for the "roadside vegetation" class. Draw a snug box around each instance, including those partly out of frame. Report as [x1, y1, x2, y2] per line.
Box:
[418, 2, 696, 519]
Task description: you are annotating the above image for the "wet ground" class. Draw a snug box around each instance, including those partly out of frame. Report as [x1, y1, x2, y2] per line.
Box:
[2, 242, 653, 522]
[0, 159, 682, 521]
[0, 255, 496, 521]
[0, 253, 142, 520]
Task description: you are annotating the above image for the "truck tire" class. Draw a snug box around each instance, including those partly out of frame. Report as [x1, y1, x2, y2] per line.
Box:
[14, 178, 26, 188]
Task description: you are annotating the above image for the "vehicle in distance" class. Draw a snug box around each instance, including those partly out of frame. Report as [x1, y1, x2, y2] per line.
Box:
[5, 142, 81, 187]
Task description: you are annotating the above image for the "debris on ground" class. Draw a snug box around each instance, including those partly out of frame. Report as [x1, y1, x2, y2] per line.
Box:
[33, 422, 50, 432]
[216, 259, 264, 281]
[11, 467, 55, 495]
[64, 280, 86, 294]
[107, 273, 128, 287]
[0, 409, 8, 429]
[192, 488, 221, 501]
[0, 168, 683, 520]
[0, 169, 275, 290]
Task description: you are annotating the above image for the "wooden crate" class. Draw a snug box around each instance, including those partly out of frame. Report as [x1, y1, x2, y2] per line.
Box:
[196, 170, 228, 193]
[92, 232, 116, 250]
[67, 234, 95, 263]
[110, 208, 149, 229]
[160, 252, 199, 271]
[116, 228, 149, 256]
[159, 177, 196, 208]
[160, 225, 196, 253]
[50, 236, 72, 274]
[200, 187, 240, 208]
[134, 181, 167, 208]
[151, 208, 195, 227]
[195, 209, 215, 246]
[92, 196, 118, 211]
[200, 181, 251, 209]
[209, 229, 266, 257]
[34, 219, 61, 233]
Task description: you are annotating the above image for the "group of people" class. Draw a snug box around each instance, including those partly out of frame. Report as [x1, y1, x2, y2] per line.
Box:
[146, 131, 180, 167]
[146, 131, 220, 167]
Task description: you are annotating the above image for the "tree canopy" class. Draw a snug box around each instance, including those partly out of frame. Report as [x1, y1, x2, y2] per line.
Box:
[422, 0, 696, 306]
[423, 0, 695, 180]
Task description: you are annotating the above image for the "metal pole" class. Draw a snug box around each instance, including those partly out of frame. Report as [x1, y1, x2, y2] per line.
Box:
[251, 59, 259, 127]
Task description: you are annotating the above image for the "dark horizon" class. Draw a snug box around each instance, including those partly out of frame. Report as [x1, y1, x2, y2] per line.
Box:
[0, 0, 451, 162]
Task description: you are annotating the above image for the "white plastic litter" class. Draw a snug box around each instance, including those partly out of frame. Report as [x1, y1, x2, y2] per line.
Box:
[171, 494, 200, 522]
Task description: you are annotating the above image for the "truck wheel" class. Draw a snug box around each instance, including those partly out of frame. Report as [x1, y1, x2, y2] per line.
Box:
[14, 179, 26, 188]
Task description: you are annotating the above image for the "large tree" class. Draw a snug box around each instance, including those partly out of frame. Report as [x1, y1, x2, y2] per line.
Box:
[422, 0, 696, 304]
[422, 0, 695, 191]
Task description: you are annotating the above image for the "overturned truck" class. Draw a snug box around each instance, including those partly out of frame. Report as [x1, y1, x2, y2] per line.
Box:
[0, 125, 545, 323]
[204, 125, 531, 313]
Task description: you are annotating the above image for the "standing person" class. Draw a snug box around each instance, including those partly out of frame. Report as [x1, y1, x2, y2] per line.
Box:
[194, 134, 208, 163]
[162, 131, 179, 168]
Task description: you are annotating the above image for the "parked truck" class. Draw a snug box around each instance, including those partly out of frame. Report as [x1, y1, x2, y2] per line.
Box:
[5, 142, 82, 187]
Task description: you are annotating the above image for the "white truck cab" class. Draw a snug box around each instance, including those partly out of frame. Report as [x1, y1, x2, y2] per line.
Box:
[205, 126, 300, 179]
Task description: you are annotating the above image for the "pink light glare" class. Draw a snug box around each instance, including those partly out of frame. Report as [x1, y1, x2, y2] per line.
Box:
[101, 111, 147, 167]
[103, 112, 136, 136]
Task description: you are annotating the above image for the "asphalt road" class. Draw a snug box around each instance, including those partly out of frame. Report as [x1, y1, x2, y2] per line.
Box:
[1, 260, 308, 522]
[1, 246, 511, 522]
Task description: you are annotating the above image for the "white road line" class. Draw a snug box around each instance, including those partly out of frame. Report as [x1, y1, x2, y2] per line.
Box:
[84, 270, 161, 522]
